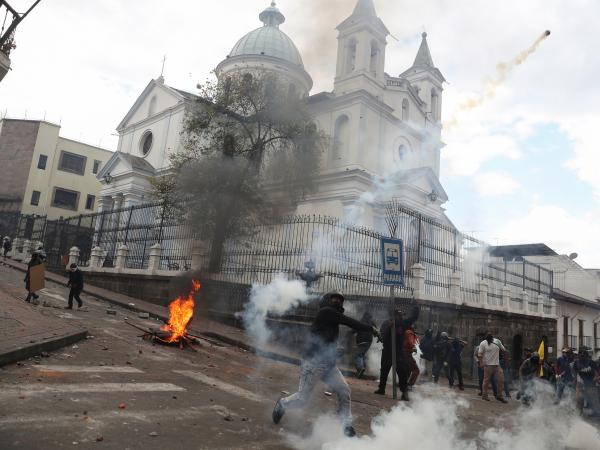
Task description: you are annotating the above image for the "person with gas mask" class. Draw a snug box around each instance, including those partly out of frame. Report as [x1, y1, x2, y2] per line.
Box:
[272, 291, 381, 437]
[478, 333, 508, 403]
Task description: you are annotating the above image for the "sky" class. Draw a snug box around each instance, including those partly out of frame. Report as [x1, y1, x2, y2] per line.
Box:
[1, 0, 599, 266]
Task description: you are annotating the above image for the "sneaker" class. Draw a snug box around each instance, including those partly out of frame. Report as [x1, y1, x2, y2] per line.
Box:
[482, 396, 490, 401]
[343, 426, 356, 437]
[497, 397, 508, 404]
[64, 306, 73, 310]
[373, 388, 385, 395]
[272, 399, 285, 424]
[400, 392, 410, 402]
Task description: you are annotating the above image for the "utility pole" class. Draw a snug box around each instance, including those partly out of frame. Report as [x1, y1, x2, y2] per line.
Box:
[0, 1, 43, 82]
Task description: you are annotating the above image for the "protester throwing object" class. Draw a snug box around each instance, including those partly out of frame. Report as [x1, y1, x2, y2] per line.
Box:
[66, 263, 84, 309]
[272, 291, 381, 437]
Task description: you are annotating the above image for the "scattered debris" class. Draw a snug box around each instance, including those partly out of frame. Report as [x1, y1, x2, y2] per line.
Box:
[138, 312, 150, 319]
[72, 345, 79, 349]
[138, 349, 143, 354]
[41, 351, 50, 357]
[224, 415, 234, 422]
[128, 303, 135, 307]
[149, 432, 158, 437]
[281, 390, 290, 395]
[86, 335, 94, 339]
[241, 417, 249, 422]
[126, 361, 132, 365]
[323, 391, 332, 396]
[18, 395, 26, 399]
[172, 396, 177, 400]
[106, 309, 117, 315]
[95, 435, 104, 442]
[118, 403, 126, 409]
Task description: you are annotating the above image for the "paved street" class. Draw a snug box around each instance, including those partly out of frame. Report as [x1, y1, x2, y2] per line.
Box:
[0, 265, 547, 450]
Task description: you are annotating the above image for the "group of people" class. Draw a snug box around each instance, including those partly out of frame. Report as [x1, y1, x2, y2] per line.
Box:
[271, 292, 600, 437]
[19, 245, 86, 309]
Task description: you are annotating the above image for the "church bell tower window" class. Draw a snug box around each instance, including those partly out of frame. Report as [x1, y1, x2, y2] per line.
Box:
[346, 40, 357, 74]
[369, 41, 379, 75]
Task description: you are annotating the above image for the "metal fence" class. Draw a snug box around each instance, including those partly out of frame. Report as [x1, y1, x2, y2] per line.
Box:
[0, 199, 553, 306]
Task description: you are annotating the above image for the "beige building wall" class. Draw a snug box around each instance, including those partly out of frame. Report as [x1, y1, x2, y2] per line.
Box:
[18, 121, 113, 219]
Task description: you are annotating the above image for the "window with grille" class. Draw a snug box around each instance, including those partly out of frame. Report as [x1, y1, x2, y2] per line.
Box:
[30, 190, 41, 206]
[52, 187, 79, 210]
[58, 151, 87, 175]
[37, 154, 47, 170]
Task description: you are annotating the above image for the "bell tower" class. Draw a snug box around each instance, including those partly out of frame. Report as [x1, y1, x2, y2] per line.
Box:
[334, 0, 389, 97]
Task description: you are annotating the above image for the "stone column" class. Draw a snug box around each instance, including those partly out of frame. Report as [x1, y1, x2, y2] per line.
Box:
[67, 246, 80, 269]
[410, 263, 426, 299]
[90, 246, 104, 269]
[115, 244, 129, 270]
[550, 298, 558, 318]
[449, 272, 462, 304]
[502, 285, 511, 313]
[148, 243, 162, 273]
[191, 241, 205, 272]
[19, 239, 32, 262]
[10, 238, 21, 258]
[537, 294, 546, 317]
[521, 291, 529, 314]
[478, 280, 489, 309]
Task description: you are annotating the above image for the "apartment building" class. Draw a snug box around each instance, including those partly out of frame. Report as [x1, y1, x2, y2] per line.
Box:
[0, 118, 113, 219]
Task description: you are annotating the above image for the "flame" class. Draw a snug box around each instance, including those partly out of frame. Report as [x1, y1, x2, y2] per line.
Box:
[161, 279, 201, 343]
[444, 30, 551, 129]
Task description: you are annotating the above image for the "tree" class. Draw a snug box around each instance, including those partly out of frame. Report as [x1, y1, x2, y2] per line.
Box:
[159, 71, 326, 272]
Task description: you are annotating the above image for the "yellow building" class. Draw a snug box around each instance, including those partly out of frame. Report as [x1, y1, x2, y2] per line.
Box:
[0, 118, 113, 219]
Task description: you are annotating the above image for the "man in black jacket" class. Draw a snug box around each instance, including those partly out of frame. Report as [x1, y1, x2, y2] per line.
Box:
[374, 304, 420, 400]
[66, 263, 84, 309]
[272, 291, 380, 437]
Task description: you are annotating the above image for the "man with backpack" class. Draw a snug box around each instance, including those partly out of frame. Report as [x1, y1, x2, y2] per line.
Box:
[374, 304, 420, 401]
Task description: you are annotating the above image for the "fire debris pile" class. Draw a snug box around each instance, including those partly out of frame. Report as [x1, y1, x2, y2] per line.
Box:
[125, 280, 203, 350]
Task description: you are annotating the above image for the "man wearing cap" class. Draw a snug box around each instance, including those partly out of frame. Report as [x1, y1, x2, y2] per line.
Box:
[478, 333, 508, 403]
[66, 263, 84, 309]
[272, 291, 381, 437]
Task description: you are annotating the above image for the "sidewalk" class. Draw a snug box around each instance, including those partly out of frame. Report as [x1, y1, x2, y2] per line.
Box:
[0, 275, 87, 366]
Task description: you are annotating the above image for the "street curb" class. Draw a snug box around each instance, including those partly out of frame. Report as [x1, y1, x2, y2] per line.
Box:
[0, 329, 88, 367]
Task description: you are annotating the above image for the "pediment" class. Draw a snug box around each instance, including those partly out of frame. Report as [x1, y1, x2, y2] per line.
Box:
[116, 79, 188, 131]
[391, 167, 448, 202]
[97, 151, 155, 182]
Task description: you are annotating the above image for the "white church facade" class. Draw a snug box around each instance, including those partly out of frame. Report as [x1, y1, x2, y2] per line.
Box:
[97, 0, 450, 232]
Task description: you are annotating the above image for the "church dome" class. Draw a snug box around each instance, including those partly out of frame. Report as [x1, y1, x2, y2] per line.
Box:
[228, 2, 304, 67]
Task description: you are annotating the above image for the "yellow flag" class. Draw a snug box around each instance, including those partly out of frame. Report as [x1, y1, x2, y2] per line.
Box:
[538, 340, 545, 377]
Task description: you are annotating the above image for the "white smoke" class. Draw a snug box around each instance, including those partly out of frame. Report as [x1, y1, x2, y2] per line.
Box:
[288, 382, 600, 450]
[241, 274, 310, 345]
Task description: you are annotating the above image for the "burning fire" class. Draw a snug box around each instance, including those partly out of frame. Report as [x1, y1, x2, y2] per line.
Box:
[161, 279, 201, 343]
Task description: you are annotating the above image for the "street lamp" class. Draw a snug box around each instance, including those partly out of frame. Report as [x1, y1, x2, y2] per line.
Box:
[103, 172, 113, 184]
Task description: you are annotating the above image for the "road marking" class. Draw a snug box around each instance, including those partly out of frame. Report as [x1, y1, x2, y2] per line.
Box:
[34, 365, 143, 373]
[0, 406, 219, 430]
[0, 383, 185, 397]
[174, 370, 267, 403]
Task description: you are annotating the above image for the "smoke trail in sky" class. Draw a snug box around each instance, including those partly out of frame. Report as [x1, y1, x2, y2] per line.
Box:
[445, 31, 551, 129]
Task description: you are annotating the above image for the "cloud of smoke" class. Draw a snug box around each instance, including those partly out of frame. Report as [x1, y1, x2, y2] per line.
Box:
[445, 31, 551, 129]
[288, 381, 600, 450]
[241, 274, 310, 346]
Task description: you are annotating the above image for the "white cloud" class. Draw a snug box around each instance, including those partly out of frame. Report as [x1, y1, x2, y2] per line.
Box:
[472, 172, 521, 197]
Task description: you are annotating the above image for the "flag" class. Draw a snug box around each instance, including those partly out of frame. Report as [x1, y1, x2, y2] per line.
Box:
[538, 340, 545, 377]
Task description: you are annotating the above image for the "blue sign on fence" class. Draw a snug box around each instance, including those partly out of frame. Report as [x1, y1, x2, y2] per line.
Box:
[381, 237, 404, 286]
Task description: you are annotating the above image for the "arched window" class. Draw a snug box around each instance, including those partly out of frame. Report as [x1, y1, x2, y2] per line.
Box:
[430, 89, 439, 121]
[148, 96, 157, 117]
[346, 40, 357, 74]
[398, 144, 408, 161]
[402, 99, 409, 121]
[369, 41, 379, 75]
[333, 115, 350, 160]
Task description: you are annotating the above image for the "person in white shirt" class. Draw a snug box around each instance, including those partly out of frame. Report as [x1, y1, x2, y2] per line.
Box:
[477, 333, 508, 403]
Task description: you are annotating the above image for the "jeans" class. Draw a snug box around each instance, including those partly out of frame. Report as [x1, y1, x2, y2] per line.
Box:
[449, 362, 463, 388]
[576, 382, 600, 415]
[483, 365, 504, 399]
[354, 342, 371, 371]
[556, 377, 574, 400]
[281, 359, 352, 427]
[433, 360, 452, 385]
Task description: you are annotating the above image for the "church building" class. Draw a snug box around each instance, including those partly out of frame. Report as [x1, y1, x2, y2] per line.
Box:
[97, 0, 449, 232]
